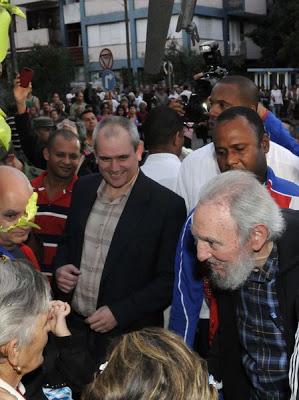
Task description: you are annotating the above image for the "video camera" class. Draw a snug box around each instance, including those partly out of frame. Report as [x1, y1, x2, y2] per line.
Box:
[182, 40, 228, 143]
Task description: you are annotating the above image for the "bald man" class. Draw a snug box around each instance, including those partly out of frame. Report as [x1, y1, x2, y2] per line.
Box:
[0, 166, 39, 267]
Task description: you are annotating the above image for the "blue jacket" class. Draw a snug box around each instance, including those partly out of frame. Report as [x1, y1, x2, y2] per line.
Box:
[169, 167, 299, 348]
[264, 110, 299, 156]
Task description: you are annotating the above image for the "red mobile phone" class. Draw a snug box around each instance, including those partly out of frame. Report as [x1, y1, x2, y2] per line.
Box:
[20, 67, 33, 88]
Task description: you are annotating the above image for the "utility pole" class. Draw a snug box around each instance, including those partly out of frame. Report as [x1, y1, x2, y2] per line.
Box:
[124, 0, 132, 87]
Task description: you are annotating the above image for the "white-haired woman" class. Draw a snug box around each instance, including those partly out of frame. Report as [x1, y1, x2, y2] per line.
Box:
[0, 259, 51, 399]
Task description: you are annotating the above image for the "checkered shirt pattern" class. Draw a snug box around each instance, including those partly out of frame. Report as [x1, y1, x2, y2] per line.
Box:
[236, 245, 289, 400]
[72, 180, 131, 316]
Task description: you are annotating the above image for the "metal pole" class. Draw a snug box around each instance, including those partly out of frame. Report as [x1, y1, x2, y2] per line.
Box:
[124, 0, 132, 87]
[9, 16, 18, 80]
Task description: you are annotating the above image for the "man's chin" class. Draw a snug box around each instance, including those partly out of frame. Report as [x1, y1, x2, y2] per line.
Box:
[209, 254, 255, 291]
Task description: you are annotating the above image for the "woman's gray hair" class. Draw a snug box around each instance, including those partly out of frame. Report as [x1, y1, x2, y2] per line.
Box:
[0, 260, 50, 350]
[196, 170, 285, 242]
[93, 116, 140, 151]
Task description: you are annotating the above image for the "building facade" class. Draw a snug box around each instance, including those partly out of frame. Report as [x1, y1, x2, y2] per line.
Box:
[11, 0, 267, 82]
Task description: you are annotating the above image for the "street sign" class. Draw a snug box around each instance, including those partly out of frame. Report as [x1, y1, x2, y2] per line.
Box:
[102, 69, 116, 91]
[99, 48, 114, 70]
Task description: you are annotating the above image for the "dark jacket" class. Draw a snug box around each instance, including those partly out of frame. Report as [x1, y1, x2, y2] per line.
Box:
[208, 208, 299, 399]
[53, 171, 186, 359]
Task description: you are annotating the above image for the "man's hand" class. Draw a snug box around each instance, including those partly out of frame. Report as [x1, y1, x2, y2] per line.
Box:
[85, 306, 117, 333]
[55, 264, 81, 293]
[13, 75, 31, 114]
[169, 99, 185, 117]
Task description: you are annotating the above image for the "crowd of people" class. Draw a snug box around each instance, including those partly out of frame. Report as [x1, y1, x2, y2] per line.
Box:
[259, 83, 299, 122]
[0, 70, 298, 400]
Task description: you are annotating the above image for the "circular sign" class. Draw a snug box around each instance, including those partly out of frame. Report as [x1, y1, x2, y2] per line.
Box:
[99, 48, 114, 70]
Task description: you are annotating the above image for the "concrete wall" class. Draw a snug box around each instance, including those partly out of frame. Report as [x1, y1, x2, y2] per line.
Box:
[14, 28, 50, 48]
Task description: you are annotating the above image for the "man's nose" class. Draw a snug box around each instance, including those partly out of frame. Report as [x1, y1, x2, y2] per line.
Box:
[226, 151, 239, 169]
[196, 240, 212, 262]
[209, 103, 221, 119]
[110, 159, 120, 171]
[63, 155, 71, 164]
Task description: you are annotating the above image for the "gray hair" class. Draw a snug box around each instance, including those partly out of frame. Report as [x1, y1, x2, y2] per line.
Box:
[196, 170, 285, 242]
[93, 116, 140, 151]
[0, 260, 51, 350]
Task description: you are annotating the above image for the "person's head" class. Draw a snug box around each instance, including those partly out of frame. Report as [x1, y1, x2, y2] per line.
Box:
[214, 106, 269, 182]
[120, 97, 129, 110]
[192, 170, 285, 290]
[209, 75, 259, 122]
[83, 327, 217, 400]
[93, 116, 142, 189]
[139, 101, 147, 112]
[42, 102, 51, 114]
[100, 102, 110, 116]
[115, 105, 127, 117]
[0, 259, 50, 379]
[143, 106, 184, 157]
[29, 106, 39, 119]
[0, 166, 34, 248]
[33, 117, 55, 144]
[80, 110, 97, 135]
[128, 92, 135, 101]
[0, 142, 24, 172]
[128, 104, 137, 117]
[43, 129, 81, 181]
[52, 92, 60, 103]
[75, 90, 84, 104]
[50, 109, 59, 123]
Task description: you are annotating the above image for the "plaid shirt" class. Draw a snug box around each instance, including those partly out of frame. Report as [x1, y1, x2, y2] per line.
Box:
[236, 245, 289, 400]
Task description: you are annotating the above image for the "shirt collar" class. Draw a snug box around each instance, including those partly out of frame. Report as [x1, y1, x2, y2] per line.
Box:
[97, 171, 139, 204]
[0, 378, 26, 400]
[249, 243, 278, 283]
[32, 171, 77, 194]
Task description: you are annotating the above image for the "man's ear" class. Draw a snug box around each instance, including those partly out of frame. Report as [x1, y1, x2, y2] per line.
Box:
[136, 141, 144, 162]
[249, 224, 269, 252]
[261, 133, 270, 154]
[173, 130, 183, 147]
[43, 147, 50, 162]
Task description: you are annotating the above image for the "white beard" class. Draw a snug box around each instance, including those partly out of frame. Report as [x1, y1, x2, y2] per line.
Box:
[208, 249, 256, 291]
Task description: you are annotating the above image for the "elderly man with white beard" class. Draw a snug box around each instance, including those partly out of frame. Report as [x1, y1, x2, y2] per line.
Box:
[190, 170, 299, 400]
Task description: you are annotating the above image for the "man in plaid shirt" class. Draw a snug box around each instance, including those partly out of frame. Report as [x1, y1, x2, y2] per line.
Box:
[191, 170, 299, 400]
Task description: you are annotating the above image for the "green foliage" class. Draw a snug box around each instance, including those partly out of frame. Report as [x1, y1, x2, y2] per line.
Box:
[17, 45, 75, 100]
[248, 0, 299, 67]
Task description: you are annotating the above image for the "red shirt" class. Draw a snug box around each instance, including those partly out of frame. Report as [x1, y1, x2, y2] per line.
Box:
[31, 172, 77, 276]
